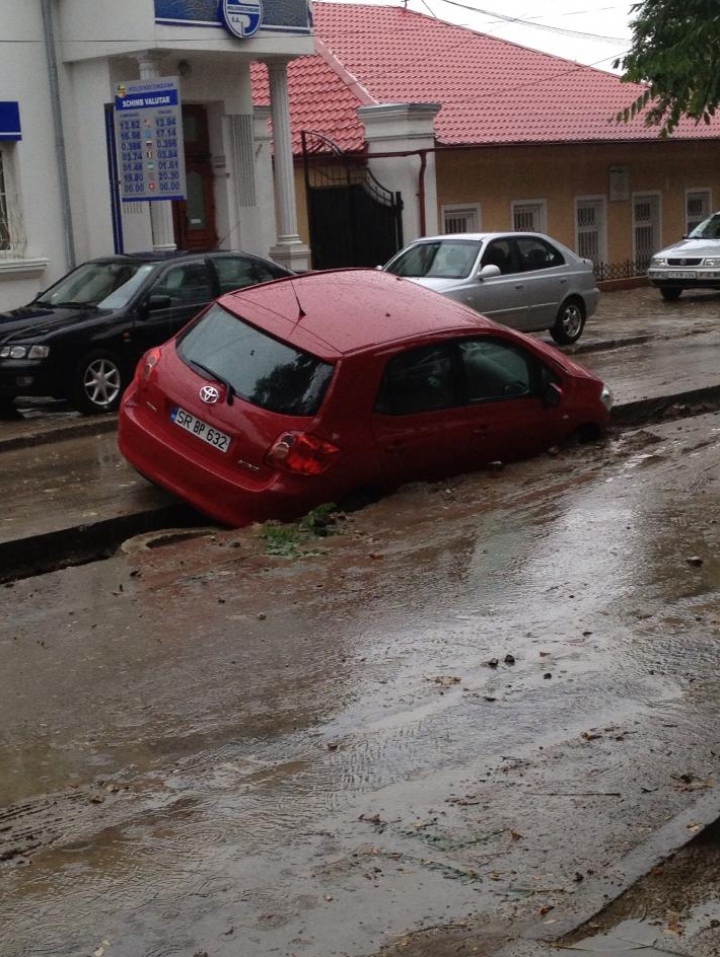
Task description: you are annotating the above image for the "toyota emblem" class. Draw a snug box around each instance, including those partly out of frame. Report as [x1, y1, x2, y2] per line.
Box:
[200, 385, 220, 404]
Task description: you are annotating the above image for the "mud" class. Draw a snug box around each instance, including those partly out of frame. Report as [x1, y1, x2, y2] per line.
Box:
[2, 412, 720, 957]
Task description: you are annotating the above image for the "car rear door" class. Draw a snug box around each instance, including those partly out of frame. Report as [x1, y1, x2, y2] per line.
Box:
[515, 236, 569, 330]
[464, 238, 529, 328]
[136, 258, 216, 353]
[371, 342, 471, 485]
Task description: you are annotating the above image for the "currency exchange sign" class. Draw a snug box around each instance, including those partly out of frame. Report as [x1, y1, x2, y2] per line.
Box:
[114, 77, 186, 202]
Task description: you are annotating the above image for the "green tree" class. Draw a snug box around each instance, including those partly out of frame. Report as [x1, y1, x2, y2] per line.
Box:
[616, 0, 720, 135]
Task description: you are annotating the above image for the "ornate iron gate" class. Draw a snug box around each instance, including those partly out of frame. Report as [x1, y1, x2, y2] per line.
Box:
[301, 131, 403, 270]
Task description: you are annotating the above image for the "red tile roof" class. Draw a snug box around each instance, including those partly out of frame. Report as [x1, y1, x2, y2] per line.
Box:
[252, 2, 720, 152]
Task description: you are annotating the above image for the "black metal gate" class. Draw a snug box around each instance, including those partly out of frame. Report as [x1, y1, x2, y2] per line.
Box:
[301, 131, 403, 270]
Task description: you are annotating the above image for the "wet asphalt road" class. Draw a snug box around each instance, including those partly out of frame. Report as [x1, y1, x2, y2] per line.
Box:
[2, 286, 720, 957]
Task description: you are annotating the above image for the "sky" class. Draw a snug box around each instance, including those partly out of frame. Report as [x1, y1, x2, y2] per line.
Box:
[328, 1, 637, 73]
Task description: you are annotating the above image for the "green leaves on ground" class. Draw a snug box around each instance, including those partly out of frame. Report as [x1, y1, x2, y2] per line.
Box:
[260, 504, 340, 557]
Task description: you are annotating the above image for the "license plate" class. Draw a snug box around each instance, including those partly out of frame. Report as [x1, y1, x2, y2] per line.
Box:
[171, 406, 230, 453]
[665, 270, 696, 279]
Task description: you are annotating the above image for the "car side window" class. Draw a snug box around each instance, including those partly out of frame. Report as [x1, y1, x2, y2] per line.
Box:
[516, 237, 565, 271]
[151, 262, 213, 305]
[459, 338, 538, 401]
[481, 239, 517, 275]
[375, 343, 456, 415]
[213, 256, 260, 294]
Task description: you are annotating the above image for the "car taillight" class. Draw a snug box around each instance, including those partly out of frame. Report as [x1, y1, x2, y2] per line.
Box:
[266, 431, 341, 475]
[135, 347, 162, 389]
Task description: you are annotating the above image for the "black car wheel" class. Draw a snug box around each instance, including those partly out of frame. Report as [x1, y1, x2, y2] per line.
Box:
[0, 396, 18, 418]
[550, 297, 586, 345]
[70, 350, 126, 415]
[660, 287, 683, 302]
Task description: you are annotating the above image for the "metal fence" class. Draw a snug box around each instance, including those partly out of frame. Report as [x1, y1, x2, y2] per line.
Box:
[593, 258, 651, 282]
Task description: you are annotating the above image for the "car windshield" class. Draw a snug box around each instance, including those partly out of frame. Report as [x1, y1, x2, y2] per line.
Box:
[688, 213, 720, 239]
[177, 304, 335, 416]
[36, 260, 156, 309]
[386, 241, 482, 279]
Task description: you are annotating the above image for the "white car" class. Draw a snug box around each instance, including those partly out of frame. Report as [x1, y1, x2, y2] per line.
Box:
[383, 232, 600, 345]
[648, 212, 720, 301]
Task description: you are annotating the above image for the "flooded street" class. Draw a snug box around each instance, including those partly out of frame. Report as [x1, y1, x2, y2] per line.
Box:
[3, 398, 720, 956]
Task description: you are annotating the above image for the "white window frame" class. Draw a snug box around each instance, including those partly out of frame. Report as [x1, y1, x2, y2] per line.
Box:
[632, 191, 662, 265]
[574, 194, 607, 266]
[511, 199, 547, 233]
[0, 144, 47, 280]
[685, 188, 712, 234]
[441, 203, 481, 234]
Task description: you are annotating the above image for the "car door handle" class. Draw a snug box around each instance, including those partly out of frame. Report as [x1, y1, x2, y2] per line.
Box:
[472, 426, 490, 436]
[559, 278, 568, 284]
[514, 284, 524, 290]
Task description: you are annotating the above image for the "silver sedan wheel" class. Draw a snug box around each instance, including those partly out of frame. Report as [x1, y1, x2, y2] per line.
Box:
[551, 299, 586, 345]
[82, 357, 122, 409]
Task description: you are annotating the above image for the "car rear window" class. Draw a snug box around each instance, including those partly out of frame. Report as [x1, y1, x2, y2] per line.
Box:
[177, 303, 334, 416]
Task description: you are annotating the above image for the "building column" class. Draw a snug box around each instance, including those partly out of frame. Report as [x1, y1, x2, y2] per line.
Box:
[266, 60, 310, 271]
[136, 52, 177, 253]
[358, 103, 441, 243]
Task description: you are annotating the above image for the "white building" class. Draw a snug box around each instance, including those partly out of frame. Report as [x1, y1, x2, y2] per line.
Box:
[0, 0, 313, 311]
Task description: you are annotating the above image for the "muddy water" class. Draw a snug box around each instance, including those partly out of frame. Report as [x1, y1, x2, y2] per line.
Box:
[2, 416, 720, 957]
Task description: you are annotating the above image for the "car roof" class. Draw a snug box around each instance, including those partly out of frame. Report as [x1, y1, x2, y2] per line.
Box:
[219, 268, 494, 359]
[402, 232, 554, 243]
[86, 250, 283, 266]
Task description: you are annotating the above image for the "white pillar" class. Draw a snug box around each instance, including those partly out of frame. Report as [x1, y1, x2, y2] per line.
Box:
[266, 60, 310, 271]
[137, 52, 177, 253]
[358, 103, 441, 243]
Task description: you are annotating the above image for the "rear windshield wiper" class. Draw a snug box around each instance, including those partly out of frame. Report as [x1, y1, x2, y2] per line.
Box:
[189, 359, 237, 405]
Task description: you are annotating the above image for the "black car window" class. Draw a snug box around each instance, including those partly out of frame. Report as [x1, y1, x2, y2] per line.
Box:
[213, 256, 262, 295]
[253, 260, 285, 283]
[459, 338, 537, 401]
[375, 343, 456, 415]
[516, 236, 565, 272]
[151, 262, 213, 305]
[481, 239, 517, 275]
[36, 260, 152, 307]
[177, 304, 334, 416]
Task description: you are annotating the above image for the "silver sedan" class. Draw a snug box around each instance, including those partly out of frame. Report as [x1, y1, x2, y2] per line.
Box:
[648, 212, 720, 300]
[383, 232, 599, 345]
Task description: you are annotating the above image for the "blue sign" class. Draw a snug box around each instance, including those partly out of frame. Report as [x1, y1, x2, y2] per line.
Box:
[0, 102, 21, 141]
[113, 78, 186, 203]
[154, 0, 310, 34]
[221, 0, 263, 38]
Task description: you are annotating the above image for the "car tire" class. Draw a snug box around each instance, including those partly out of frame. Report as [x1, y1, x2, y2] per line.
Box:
[69, 350, 127, 415]
[550, 298, 586, 345]
[660, 287, 683, 302]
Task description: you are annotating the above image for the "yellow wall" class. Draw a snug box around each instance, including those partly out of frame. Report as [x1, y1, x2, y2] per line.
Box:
[436, 139, 720, 264]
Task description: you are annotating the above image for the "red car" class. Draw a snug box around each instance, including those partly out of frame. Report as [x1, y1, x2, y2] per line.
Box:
[118, 269, 612, 526]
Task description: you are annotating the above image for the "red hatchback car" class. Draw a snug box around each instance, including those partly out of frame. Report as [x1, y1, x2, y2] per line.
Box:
[118, 269, 612, 526]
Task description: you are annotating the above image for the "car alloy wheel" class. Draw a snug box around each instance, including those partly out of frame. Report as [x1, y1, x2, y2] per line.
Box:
[551, 299, 585, 345]
[72, 350, 125, 414]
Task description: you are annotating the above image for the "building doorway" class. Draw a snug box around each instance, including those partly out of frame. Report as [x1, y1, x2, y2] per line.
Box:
[172, 105, 218, 252]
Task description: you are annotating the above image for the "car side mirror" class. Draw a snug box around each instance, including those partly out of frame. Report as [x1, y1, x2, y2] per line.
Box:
[146, 294, 172, 312]
[478, 264, 501, 280]
[543, 382, 563, 407]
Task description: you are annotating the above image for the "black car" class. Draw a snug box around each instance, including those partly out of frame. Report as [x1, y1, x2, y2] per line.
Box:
[0, 250, 292, 414]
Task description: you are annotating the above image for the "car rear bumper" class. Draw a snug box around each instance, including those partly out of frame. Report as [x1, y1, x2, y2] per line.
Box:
[118, 395, 322, 526]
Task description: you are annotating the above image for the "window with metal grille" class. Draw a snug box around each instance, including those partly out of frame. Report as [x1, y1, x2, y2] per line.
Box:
[0, 151, 9, 251]
[512, 200, 546, 233]
[575, 197, 606, 264]
[633, 193, 661, 269]
[442, 204, 480, 234]
[686, 189, 711, 233]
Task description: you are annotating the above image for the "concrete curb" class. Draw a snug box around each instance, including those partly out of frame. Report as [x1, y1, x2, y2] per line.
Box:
[0, 414, 116, 453]
[0, 503, 204, 584]
[490, 789, 720, 956]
